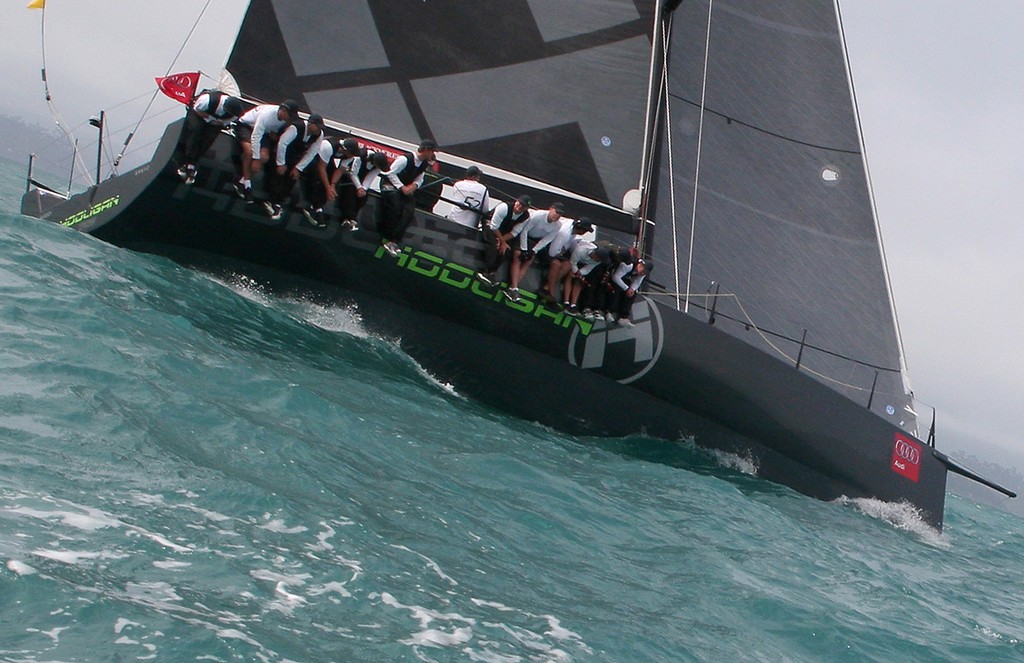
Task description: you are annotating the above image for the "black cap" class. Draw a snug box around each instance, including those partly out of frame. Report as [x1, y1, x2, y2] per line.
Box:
[465, 165, 481, 178]
[341, 137, 360, 154]
[418, 138, 438, 151]
[307, 113, 324, 125]
[280, 99, 299, 115]
[515, 194, 532, 207]
[223, 97, 244, 117]
[550, 202, 566, 214]
[369, 152, 390, 170]
[573, 217, 594, 233]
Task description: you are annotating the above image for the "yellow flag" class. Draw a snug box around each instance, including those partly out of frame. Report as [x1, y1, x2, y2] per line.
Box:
[27, 0, 46, 8]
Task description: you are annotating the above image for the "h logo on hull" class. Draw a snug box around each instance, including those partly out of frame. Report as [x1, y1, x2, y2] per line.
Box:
[568, 299, 664, 385]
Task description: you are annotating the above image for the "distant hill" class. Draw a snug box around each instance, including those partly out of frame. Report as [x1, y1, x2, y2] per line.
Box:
[0, 114, 63, 164]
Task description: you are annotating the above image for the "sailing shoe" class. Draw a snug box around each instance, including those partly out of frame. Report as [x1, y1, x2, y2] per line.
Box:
[582, 309, 596, 321]
[503, 288, 521, 303]
[566, 305, 580, 317]
[341, 219, 359, 231]
[268, 203, 285, 221]
[619, 318, 635, 328]
[176, 164, 192, 182]
[382, 241, 401, 257]
[605, 313, 617, 324]
[303, 208, 326, 228]
[476, 271, 495, 286]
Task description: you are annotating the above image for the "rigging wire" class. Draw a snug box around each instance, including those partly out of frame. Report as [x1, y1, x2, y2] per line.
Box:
[112, 0, 215, 172]
[662, 15, 681, 312]
[685, 0, 715, 315]
[34, 4, 95, 188]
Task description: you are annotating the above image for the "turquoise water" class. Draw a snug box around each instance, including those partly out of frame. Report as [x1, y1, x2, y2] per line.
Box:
[1, 160, 1022, 662]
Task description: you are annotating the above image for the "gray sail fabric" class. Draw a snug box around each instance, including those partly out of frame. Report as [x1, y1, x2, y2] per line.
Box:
[648, 0, 914, 427]
[226, 0, 657, 210]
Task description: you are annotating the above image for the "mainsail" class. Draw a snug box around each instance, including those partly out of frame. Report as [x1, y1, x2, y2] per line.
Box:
[226, 0, 657, 213]
[645, 0, 915, 430]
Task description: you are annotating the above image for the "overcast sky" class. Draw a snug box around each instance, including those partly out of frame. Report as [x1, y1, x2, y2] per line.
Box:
[2, 2, 1022, 472]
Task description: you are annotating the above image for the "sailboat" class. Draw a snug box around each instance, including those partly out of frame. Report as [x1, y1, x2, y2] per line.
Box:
[19, 0, 1014, 528]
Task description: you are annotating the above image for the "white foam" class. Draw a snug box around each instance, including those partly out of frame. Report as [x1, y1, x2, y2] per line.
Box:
[258, 518, 308, 535]
[114, 617, 142, 634]
[215, 628, 263, 648]
[25, 626, 68, 647]
[291, 299, 370, 338]
[6, 559, 37, 575]
[153, 560, 192, 570]
[250, 569, 312, 586]
[390, 544, 458, 586]
[8, 504, 120, 531]
[403, 626, 474, 648]
[125, 581, 183, 604]
[272, 580, 308, 612]
[32, 548, 128, 564]
[308, 581, 353, 599]
[211, 273, 273, 307]
[126, 525, 193, 553]
[543, 615, 582, 642]
[709, 449, 760, 476]
[836, 496, 948, 546]
[9, 500, 192, 553]
[184, 505, 233, 523]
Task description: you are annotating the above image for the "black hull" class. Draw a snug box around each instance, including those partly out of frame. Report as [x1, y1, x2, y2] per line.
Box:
[20, 121, 950, 527]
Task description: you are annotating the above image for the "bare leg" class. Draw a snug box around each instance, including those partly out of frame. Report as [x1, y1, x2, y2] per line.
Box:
[239, 141, 253, 180]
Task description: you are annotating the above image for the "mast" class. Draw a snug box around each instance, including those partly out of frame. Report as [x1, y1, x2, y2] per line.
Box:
[637, 0, 670, 256]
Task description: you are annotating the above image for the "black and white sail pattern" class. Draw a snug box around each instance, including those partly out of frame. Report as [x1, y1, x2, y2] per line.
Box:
[646, 0, 914, 426]
[226, 0, 657, 210]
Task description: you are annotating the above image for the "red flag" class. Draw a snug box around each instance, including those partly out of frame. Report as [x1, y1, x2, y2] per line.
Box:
[155, 72, 200, 105]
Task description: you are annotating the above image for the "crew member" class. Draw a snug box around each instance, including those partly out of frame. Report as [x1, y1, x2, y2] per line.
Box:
[503, 202, 565, 303]
[446, 165, 490, 229]
[331, 137, 378, 230]
[177, 89, 245, 183]
[294, 128, 337, 228]
[375, 139, 438, 257]
[263, 113, 325, 220]
[607, 256, 649, 327]
[476, 194, 531, 285]
[233, 99, 299, 201]
[540, 218, 594, 308]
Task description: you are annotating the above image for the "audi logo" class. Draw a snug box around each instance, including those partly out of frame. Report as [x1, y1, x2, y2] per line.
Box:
[894, 439, 921, 465]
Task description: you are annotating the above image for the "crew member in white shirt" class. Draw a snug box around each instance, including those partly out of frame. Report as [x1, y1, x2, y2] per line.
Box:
[232, 99, 298, 201]
[446, 165, 490, 229]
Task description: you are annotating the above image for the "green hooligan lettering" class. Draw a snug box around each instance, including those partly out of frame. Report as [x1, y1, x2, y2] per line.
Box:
[61, 195, 121, 227]
[470, 278, 502, 300]
[572, 318, 594, 336]
[504, 290, 536, 315]
[375, 245, 579, 332]
[407, 250, 443, 277]
[439, 262, 474, 289]
[534, 304, 563, 324]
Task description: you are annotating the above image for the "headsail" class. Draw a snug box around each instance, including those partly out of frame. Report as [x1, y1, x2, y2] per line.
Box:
[645, 0, 915, 428]
[225, 0, 657, 211]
